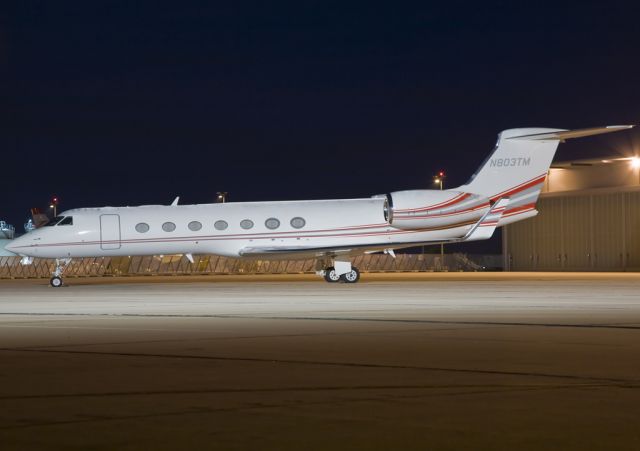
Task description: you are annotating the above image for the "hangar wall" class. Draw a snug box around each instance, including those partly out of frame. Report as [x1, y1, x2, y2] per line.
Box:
[504, 159, 640, 271]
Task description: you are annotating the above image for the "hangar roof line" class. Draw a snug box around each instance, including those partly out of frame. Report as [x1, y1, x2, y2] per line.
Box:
[545, 154, 640, 194]
[551, 155, 640, 169]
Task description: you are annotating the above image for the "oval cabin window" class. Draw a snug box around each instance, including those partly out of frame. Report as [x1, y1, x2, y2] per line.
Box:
[162, 222, 176, 232]
[265, 218, 280, 230]
[240, 219, 254, 230]
[214, 220, 228, 230]
[290, 217, 306, 229]
[188, 221, 202, 231]
[135, 223, 150, 233]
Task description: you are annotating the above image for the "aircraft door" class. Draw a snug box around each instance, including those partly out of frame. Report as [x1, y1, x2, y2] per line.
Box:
[100, 214, 121, 250]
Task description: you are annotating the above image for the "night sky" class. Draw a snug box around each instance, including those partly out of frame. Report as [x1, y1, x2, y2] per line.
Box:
[2, 1, 640, 229]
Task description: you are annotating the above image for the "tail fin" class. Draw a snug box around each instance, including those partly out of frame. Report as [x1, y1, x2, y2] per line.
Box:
[460, 126, 634, 205]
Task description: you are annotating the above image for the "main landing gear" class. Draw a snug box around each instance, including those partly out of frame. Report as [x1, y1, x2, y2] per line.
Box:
[318, 260, 361, 284]
[341, 267, 360, 283]
[323, 267, 342, 283]
[50, 258, 71, 288]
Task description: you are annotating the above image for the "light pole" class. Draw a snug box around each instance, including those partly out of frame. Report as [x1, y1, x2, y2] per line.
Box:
[50, 196, 59, 217]
[433, 172, 444, 191]
[216, 192, 228, 203]
[433, 172, 446, 266]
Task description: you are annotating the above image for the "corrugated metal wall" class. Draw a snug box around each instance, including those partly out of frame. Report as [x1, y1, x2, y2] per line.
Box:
[626, 191, 640, 268]
[505, 188, 640, 271]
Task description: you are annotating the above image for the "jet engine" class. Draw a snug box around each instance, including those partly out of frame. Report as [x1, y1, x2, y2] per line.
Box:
[386, 189, 490, 230]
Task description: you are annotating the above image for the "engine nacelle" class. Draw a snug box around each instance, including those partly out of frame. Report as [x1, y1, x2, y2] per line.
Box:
[388, 189, 489, 230]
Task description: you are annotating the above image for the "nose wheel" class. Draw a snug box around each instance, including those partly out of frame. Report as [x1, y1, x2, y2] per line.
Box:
[49, 258, 71, 288]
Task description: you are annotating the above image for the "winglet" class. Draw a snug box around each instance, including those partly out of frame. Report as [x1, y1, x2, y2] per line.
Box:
[171, 197, 180, 206]
[462, 198, 510, 242]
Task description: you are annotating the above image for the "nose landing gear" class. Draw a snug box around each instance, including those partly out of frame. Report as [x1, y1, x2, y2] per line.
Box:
[50, 258, 71, 287]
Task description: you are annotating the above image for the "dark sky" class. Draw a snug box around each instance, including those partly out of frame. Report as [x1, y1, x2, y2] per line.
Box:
[2, 1, 640, 227]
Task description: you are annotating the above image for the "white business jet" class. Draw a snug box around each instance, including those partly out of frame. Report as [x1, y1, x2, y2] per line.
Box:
[7, 125, 633, 287]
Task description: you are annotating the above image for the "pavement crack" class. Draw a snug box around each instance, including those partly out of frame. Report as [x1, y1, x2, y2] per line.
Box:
[0, 346, 632, 384]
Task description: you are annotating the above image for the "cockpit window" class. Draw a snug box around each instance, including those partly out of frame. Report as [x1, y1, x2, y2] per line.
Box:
[44, 216, 65, 227]
[57, 216, 73, 226]
[44, 216, 73, 226]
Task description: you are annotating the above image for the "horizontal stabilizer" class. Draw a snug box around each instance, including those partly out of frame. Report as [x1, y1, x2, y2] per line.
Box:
[508, 125, 634, 141]
[462, 198, 510, 242]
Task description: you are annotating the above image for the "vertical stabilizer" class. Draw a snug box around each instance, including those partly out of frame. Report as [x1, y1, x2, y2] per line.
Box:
[459, 125, 634, 222]
[460, 128, 563, 201]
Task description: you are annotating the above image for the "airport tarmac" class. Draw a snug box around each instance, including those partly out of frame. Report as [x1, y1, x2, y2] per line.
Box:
[1, 273, 639, 450]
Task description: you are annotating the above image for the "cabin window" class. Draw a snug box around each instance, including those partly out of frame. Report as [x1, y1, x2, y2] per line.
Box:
[290, 217, 306, 229]
[135, 223, 150, 233]
[214, 220, 228, 231]
[162, 222, 176, 232]
[240, 219, 254, 230]
[188, 221, 202, 231]
[265, 218, 280, 230]
[57, 216, 73, 226]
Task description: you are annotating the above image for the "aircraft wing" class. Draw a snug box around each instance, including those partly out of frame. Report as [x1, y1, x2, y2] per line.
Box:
[239, 243, 401, 259]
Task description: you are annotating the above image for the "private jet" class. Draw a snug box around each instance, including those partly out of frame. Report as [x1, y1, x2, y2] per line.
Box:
[7, 125, 634, 286]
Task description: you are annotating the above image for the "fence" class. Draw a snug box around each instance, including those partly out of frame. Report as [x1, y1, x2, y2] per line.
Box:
[0, 253, 502, 279]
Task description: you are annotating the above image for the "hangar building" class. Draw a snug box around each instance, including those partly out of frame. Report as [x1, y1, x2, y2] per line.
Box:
[503, 157, 640, 271]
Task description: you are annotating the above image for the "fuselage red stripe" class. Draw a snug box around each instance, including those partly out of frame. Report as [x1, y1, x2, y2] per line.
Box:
[393, 173, 546, 215]
[14, 220, 479, 250]
[393, 192, 470, 213]
[502, 203, 536, 217]
[490, 174, 546, 201]
[394, 202, 489, 220]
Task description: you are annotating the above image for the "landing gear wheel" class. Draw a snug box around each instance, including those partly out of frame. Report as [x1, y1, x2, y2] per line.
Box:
[340, 267, 360, 283]
[49, 258, 71, 288]
[323, 267, 341, 283]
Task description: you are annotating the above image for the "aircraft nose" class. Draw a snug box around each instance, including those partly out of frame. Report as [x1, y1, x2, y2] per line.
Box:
[3, 240, 18, 254]
[4, 236, 27, 255]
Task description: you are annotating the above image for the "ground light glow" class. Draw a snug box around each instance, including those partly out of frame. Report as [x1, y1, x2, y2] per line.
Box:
[1, 273, 640, 449]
